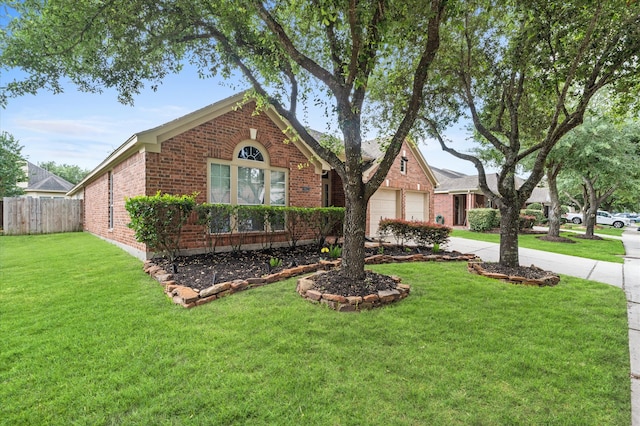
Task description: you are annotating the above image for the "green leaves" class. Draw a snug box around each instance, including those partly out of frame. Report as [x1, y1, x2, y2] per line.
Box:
[124, 192, 197, 261]
[0, 132, 27, 197]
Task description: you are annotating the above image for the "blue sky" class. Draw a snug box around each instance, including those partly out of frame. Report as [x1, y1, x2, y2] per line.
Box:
[1, 65, 480, 175]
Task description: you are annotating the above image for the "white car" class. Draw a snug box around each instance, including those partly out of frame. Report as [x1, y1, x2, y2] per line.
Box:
[563, 210, 630, 228]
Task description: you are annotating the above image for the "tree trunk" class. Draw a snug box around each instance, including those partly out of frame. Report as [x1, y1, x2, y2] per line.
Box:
[546, 167, 562, 238]
[583, 176, 599, 238]
[341, 183, 368, 281]
[498, 203, 521, 267]
[584, 204, 597, 237]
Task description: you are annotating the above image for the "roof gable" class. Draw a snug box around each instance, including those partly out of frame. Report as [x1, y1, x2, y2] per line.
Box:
[26, 161, 74, 192]
[68, 92, 329, 196]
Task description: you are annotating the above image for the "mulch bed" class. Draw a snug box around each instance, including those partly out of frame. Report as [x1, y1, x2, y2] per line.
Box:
[477, 262, 558, 281]
[311, 269, 399, 298]
[156, 244, 458, 292]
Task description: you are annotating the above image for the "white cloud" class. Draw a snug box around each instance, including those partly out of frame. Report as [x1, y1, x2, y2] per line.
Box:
[13, 118, 110, 136]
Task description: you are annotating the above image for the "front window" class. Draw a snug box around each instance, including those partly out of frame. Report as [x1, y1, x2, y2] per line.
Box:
[208, 142, 287, 233]
[237, 167, 265, 205]
[270, 171, 286, 206]
[210, 163, 231, 203]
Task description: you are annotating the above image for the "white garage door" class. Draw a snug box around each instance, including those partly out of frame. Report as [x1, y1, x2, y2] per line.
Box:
[405, 192, 427, 222]
[369, 189, 399, 237]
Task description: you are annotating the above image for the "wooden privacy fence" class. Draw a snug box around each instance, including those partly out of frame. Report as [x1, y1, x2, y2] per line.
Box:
[2, 197, 83, 235]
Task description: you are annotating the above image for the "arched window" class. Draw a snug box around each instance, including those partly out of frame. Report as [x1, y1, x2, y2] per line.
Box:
[237, 145, 264, 162]
[208, 141, 287, 232]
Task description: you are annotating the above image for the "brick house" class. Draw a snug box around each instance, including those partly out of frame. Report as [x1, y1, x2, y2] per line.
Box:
[68, 93, 437, 259]
[432, 167, 550, 227]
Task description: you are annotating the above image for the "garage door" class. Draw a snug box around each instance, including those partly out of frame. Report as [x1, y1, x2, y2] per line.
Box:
[405, 192, 427, 222]
[369, 189, 399, 237]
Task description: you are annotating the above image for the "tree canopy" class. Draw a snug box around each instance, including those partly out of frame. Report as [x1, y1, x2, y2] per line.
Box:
[1, 0, 448, 280]
[38, 161, 90, 185]
[558, 118, 640, 235]
[0, 131, 27, 197]
[414, 0, 640, 266]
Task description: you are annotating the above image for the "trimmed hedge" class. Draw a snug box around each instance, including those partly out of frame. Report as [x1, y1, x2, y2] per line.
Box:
[195, 204, 345, 251]
[125, 192, 197, 263]
[378, 219, 451, 247]
[467, 208, 500, 232]
[521, 208, 545, 225]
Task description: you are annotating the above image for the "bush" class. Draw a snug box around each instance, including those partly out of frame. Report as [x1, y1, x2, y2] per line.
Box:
[467, 208, 500, 232]
[125, 192, 197, 263]
[378, 219, 451, 248]
[195, 203, 234, 253]
[194, 204, 344, 250]
[309, 207, 345, 247]
[526, 202, 543, 210]
[518, 214, 537, 230]
[520, 208, 545, 225]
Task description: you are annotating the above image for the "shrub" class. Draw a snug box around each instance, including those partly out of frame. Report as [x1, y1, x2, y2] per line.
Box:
[378, 219, 451, 248]
[378, 218, 412, 247]
[409, 221, 451, 247]
[309, 207, 345, 247]
[521, 208, 545, 225]
[526, 202, 543, 210]
[125, 192, 197, 263]
[195, 203, 233, 253]
[467, 208, 499, 232]
[518, 214, 537, 230]
[195, 204, 345, 250]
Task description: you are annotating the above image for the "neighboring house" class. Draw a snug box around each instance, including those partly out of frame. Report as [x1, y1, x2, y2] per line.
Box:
[17, 161, 74, 198]
[432, 166, 550, 227]
[68, 92, 437, 259]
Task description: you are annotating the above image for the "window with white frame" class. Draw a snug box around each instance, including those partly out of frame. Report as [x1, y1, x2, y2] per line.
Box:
[400, 156, 408, 174]
[108, 171, 114, 229]
[208, 142, 287, 232]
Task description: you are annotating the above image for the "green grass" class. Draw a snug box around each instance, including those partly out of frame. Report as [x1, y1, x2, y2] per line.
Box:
[451, 229, 626, 263]
[0, 233, 630, 425]
[561, 223, 627, 237]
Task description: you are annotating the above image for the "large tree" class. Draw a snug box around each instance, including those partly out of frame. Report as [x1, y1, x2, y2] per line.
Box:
[0, 131, 27, 197]
[417, 0, 640, 267]
[0, 0, 447, 281]
[558, 118, 640, 237]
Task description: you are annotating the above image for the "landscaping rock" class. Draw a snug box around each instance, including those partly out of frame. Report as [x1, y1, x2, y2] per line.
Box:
[172, 286, 199, 304]
[200, 282, 231, 298]
[378, 289, 400, 302]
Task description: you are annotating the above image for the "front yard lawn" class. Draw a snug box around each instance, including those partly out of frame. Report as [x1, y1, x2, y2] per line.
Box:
[451, 229, 626, 263]
[0, 233, 630, 425]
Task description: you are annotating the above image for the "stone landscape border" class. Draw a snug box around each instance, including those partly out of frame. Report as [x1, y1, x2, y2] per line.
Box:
[143, 251, 479, 309]
[296, 271, 410, 312]
[467, 261, 560, 286]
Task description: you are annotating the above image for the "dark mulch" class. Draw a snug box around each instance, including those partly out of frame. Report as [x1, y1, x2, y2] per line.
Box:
[157, 244, 449, 292]
[479, 262, 556, 280]
[312, 269, 399, 297]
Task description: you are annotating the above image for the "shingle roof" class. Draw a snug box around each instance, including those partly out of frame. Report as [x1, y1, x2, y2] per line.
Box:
[26, 162, 74, 193]
[434, 173, 505, 193]
[430, 166, 468, 182]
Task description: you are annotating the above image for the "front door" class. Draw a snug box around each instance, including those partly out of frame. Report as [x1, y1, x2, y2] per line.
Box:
[454, 194, 467, 226]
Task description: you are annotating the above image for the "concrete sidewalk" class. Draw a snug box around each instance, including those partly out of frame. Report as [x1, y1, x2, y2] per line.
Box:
[445, 229, 640, 425]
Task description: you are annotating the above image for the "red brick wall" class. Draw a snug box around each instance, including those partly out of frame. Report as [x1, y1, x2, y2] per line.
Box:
[434, 193, 454, 226]
[84, 101, 322, 256]
[364, 140, 436, 232]
[83, 152, 147, 253]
